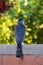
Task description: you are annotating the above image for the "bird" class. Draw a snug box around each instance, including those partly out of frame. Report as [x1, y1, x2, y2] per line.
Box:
[14, 18, 26, 58]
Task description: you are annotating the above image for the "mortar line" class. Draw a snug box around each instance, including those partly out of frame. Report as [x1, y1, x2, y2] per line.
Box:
[2, 55, 4, 65]
[38, 56, 40, 65]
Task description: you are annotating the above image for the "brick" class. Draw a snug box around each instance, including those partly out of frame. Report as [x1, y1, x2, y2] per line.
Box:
[0, 56, 2, 65]
[39, 56, 43, 65]
[3, 55, 38, 65]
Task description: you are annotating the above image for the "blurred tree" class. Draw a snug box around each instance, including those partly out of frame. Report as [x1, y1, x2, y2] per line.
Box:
[0, 0, 43, 44]
[0, 0, 13, 16]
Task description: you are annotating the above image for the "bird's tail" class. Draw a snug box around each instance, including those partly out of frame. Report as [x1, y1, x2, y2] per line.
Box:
[16, 42, 23, 58]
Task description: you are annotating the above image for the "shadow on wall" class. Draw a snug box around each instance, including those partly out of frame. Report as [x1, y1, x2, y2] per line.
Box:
[37, 24, 43, 44]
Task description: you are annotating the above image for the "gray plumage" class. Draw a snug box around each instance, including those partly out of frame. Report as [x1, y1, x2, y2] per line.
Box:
[14, 18, 26, 58]
[15, 23, 26, 43]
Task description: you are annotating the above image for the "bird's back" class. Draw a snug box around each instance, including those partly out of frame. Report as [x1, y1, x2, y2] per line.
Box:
[15, 23, 26, 43]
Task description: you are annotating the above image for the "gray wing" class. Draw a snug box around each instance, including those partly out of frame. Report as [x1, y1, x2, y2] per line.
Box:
[14, 24, 26, 43]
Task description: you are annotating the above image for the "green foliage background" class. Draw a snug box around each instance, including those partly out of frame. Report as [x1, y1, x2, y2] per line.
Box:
[0, 0, 43, 44]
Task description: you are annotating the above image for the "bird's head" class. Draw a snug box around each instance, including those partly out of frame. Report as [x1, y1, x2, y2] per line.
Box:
[18, 18, 24, 24]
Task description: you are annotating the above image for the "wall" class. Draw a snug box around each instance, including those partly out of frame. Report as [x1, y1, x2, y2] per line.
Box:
[0, 44, 43, 65]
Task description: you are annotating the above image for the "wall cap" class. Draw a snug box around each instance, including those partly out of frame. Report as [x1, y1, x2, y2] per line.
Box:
[0, 44, 43, 55]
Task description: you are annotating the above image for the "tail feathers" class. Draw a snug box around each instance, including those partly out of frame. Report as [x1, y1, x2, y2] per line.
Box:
[16, 47, 23, 58]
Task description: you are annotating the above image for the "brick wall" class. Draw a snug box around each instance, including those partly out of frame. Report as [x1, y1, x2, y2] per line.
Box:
[0, 44, 43, 65]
